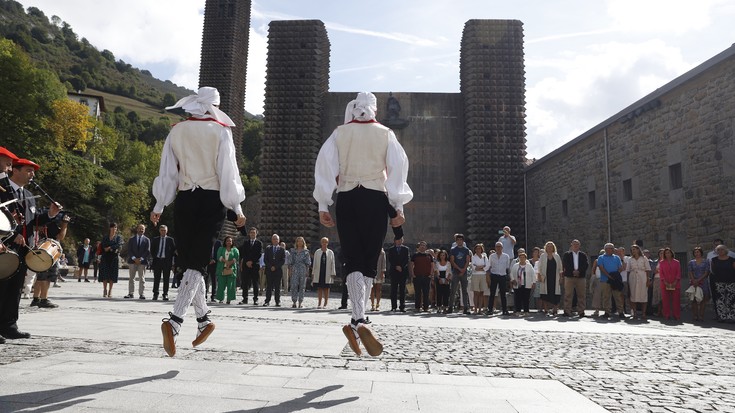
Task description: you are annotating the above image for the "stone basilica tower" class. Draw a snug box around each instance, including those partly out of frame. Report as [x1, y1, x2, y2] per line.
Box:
[199, 0, 251, 160]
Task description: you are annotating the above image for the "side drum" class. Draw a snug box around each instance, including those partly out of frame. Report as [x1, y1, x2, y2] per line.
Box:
[0, 250, 19, 280]
[25, 239, 62, 273]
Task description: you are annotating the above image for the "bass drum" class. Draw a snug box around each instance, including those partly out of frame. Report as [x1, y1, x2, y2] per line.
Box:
[0, 207, 15, 238]
[25, 239, 62, 273]
[0, 250, 19, 280]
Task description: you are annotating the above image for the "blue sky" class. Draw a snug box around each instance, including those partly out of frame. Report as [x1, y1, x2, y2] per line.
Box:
[24, 0, 735, 159]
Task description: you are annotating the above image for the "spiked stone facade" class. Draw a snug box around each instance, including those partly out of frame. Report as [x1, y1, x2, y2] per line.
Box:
[199, 0, 251, 161]
[259, 20, 330, 244]
[460, 20, 527, 245]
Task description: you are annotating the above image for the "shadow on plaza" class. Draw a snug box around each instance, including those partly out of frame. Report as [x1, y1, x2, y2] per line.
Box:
[224, 384, 358, 413]
[0, 370, 179, 412]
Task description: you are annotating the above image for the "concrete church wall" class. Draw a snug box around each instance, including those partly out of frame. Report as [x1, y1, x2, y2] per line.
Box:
[320, 92, 466, 247]
[526, 46, 735, 257]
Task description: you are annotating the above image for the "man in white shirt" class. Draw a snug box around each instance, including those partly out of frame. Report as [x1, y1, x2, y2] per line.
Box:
[487, 242, 511, 315]
[151, 87, 246, 357]
[314, 92, 412, 356]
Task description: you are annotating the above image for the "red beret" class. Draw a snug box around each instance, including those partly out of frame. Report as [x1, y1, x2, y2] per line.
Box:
[0, 147, 18, 161]
[13, 158, 40, 171]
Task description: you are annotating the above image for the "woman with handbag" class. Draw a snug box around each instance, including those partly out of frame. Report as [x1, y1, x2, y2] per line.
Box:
[688, 247, 710, 322]
[215, 236, 239, 304]
[658, 247, 681, 321]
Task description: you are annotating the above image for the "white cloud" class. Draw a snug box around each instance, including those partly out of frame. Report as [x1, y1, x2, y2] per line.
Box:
[605, 0, 719, 34]
[526, 39, 691, 158]
[27, 0, 204, 90]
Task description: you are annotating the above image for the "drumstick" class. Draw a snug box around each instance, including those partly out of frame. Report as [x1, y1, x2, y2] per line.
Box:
[0, 195, 40, 208]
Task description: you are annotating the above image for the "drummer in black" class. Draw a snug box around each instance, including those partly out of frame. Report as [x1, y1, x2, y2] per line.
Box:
[0, 155, 60, 342]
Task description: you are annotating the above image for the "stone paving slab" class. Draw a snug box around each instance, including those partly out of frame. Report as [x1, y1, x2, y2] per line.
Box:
[2, 274, 735, 411]
[0, 352, 605, 413]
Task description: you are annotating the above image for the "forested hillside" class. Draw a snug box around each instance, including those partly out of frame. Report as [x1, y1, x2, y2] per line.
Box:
[0, 0, 262, 254]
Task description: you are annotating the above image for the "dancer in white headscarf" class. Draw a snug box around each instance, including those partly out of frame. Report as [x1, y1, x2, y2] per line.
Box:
[314, 92, 412, 356]
[151, 87, 246, 357]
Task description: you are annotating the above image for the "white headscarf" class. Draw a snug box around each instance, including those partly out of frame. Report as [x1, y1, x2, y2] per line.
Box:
[344, 92, 377, 124]
[166, 86, 235, 127]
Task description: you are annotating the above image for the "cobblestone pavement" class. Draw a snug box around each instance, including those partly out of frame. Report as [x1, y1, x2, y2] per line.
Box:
[2, 279, 734, 413]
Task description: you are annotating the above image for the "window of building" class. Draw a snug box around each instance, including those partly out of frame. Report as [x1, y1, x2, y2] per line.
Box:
[588, 190, 596, 210]
[541, 206, 546, 223]
[79, 98, 88, 106]
[669, 163, 682, 190]
[623, 179, 633, 201]
[562, 199, 568, 218]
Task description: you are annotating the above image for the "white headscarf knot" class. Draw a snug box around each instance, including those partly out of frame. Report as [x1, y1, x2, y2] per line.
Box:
[166, 86, 235, 127]
[344, 92, 377, 124]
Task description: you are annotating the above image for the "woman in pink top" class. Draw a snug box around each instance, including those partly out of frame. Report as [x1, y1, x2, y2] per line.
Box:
[658, 247, 681, 320]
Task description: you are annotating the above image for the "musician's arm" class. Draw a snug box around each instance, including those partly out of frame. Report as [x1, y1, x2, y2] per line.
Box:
[152, 135, 179, 215]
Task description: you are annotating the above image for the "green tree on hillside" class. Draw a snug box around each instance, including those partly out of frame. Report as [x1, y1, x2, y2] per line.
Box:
[0, 37, 66, 157]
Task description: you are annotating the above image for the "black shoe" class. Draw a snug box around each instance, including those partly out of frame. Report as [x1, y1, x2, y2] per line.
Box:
[275, 303, 281, 307]
[253, 300, 259, 306]
[162, 295, 168, 301]
[364, 317, 372, 324]
[338, 305, 348, 310]
[240, 299, 248, 305]
[153, 295, 158, 301]
[263, 302, 269, 307]
[463, 310, 471, 315]
[38, 299, 59, 309]
[0, 336, 4, 344]
[84, 279, 90, 283]
[502, 311, 510, 316]
[139, 295, 146, 300]
[400, 308, 406, 313]
[124, 294, 134, 299]
[30, 298, 40, 307]
[618, 313, 626, 319]
[0, 328, 31, 339]
[561, 312, 571, 317]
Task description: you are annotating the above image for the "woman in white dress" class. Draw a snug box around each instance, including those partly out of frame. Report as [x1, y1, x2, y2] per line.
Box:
[470, 244, 489, 315]
[627, 245, 651, 320]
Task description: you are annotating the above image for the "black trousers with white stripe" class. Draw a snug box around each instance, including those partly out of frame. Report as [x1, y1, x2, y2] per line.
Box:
[335, 186, 389, 279]
[173, 189, 226, 274]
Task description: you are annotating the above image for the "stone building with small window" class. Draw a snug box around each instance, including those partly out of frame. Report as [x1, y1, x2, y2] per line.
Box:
[525, 44, 735, 259]
[67, 91, 106, 119]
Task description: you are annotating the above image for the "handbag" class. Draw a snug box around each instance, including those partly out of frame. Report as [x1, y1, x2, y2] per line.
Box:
[222, 266, 233, 276]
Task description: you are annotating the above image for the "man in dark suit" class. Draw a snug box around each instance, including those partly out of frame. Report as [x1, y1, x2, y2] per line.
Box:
[562, 239, 589, 317]
[387, 236, 410, 312]
[125, 223, 151, 299]
[263, 233, 285, 307]
[238, 227, 262, 305]
[151, 225, 176, 301]
[206, 238, 222, 302]
[0, 154, 59, 342]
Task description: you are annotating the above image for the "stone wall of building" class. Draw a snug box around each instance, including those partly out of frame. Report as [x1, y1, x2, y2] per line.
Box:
[526, 46, 735, 258]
